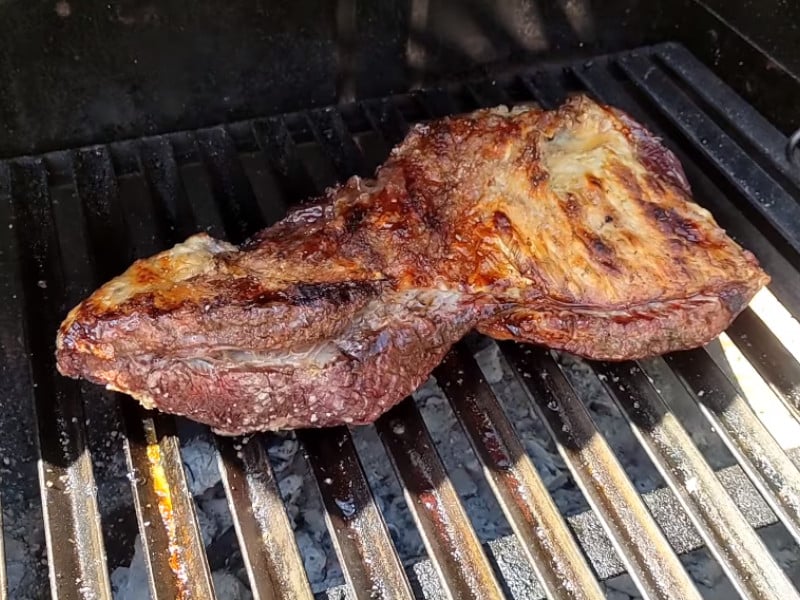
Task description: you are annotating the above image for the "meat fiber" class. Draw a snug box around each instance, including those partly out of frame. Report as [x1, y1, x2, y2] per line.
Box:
[56, 95, 769, 434]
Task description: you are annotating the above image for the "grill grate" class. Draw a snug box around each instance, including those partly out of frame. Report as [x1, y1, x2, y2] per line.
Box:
[3, 42, 800, 599]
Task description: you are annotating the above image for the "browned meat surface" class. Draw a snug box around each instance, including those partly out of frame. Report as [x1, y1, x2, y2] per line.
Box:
[55, 95, 769, 435]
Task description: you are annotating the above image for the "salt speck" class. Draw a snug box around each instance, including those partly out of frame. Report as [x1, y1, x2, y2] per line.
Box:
[37, 280, 47, 289]
[685, 477, 699, 493]
[697, 390, 705, 397]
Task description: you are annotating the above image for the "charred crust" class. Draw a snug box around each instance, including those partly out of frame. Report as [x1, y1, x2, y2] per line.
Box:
[610, 107, 692, 196]
[579, 231, 619, 272]
[560, 193, 582, 218]
[719, 286, 747, 315]
[646, 204, 703, 243]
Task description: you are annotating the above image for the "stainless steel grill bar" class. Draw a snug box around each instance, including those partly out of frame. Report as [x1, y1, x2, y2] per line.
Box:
[593, 360, 800, 600]
[501, 343, 701, 600]
[122, 412, 216, 599]
[217, 436, 314, 600]
[73, 147, 215, 599]
[664, 348, 800, 545]
[726, 308, 800, 415]
[8, 157, 112, 600]
[436, 346, 605, 600]
[376, 398, 506, 600]
[299, 428, 414, 600]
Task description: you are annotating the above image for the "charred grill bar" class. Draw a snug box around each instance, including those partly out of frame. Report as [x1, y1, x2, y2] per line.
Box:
[3, 42, 800, 598]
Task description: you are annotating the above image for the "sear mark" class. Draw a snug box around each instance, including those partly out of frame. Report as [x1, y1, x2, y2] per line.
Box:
[647, 205, 703, 243]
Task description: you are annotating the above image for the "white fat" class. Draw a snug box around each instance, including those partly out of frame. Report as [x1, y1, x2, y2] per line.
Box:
[99, 233, 236, 306]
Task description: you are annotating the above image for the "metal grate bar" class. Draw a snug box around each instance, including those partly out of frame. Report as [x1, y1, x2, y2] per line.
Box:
[299, 428, 414, 599]
[138, 136, 198, 238]
[412, 88, 459, 119]
[252, 117, 322, 201]
[216, 436, 314, 600]
[501, 343, 702, 600]
[8, 157, 112, 600]
[617, 53, 800, 257]
[518, 73, 563, 110]
[726, 308, 800, 415]
[72, 148, 215, 599]
[307, 109, 370, 177]
[376, 399, 506, 599]
[654, 43, 800, 187]
[436, 346, 605, 600]
[664, 348, 800, 545]
[196, 126, 265, 244]
[362, 98, 409, 146]
[465, 81, 510, 108]
[593, 360, 800, 600]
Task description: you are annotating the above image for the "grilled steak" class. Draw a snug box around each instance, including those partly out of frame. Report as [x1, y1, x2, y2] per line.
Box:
[56, 95, 769, 434]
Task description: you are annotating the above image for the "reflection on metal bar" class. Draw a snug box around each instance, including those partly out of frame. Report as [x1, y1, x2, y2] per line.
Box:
[436, 345, 605, 600]
[665, 348, 800, 546]
[300, 428, 414, 600]
[122, 411, 216, 599]
[376, 398, 506, 600]
[501, 343, 701, 600]
[594, 360, 800, 600]
[727, 308, 800, 416]
[217, 435, 314, 600]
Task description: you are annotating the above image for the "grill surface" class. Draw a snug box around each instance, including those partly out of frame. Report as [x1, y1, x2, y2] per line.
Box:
[2, 41, 800, 599]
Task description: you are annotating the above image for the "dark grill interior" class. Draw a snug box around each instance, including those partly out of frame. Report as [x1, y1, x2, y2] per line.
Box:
[3, 42, 800, 599]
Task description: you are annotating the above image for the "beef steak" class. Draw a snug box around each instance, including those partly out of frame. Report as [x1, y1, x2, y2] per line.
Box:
[56, 95, 769, 434]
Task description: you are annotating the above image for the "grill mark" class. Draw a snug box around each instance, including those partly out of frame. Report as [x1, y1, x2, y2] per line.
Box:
[94, 278, 385, 322]
[575, 229, 620, 272]
[646, 205, 703, 244]
[559, 192, 582, 218]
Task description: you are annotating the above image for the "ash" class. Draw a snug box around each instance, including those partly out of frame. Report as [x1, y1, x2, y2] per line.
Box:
[9, 340, 799, 598]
